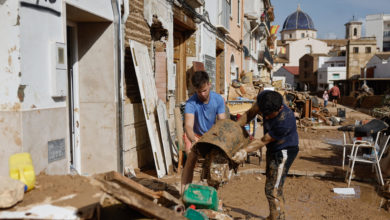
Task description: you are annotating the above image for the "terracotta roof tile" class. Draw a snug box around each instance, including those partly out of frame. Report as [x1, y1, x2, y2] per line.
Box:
[282, 66, 299, 75]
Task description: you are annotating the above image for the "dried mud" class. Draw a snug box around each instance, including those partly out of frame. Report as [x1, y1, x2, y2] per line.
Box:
[219, 174, 390, 219]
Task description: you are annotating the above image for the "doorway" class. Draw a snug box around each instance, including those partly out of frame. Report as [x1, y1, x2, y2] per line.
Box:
[66, 23, 81, 173]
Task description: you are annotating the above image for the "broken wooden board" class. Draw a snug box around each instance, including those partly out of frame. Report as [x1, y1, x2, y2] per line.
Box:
[157, 99, 173, 175]
[174, 107, 185, 174]
[97, 179, 187, 220]
[130, 40, 166, 178]
[95, 171, 182, 207]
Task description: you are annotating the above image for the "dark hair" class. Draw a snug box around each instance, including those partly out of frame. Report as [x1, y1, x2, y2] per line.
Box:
[191, 71, 209, 88]
[257, 91, 283, 116]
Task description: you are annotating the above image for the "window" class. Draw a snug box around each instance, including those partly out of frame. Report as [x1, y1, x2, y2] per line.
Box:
[289, 34, 292, 39]
[237, 0, 240, 25]
[301, 33, 305, 38]
[305, 45, 312, 54]
[353, 28, 357, 36]
[365, 47, 371, 53]
[304, 61, 308, 68]
[319, 74, 322, 79]
[331, 64, 334, 67]
[353, 47, 359, 53]
[333, 73, 340, 79]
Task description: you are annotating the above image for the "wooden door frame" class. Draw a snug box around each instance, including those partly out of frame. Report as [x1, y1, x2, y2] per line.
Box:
[174, 31, 186, 104]
[216, 39, 225, 94]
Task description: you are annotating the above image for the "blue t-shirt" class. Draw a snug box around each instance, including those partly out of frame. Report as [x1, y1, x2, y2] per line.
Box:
[184, 91, 225, 135]
[262, 103, 299, 152]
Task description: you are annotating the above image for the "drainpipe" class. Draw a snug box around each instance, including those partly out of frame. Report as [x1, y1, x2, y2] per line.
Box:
[119, 0, 129, 174]
[112, 0, 128, 174]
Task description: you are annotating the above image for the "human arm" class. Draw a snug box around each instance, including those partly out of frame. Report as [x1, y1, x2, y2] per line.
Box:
[184, 113, 199, 143]
[216, 94, 226, 120]
[217, 113, 226, 120]
[232, 133, 275, 162]
[236, 102, 261, 127]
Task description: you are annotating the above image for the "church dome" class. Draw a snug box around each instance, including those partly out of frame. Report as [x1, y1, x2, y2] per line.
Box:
[282, 6, 316, 31]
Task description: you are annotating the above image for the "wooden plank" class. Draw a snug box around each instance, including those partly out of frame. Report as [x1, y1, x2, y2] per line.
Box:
[98, 171, 159, 199]
[98, 180, 186, 220]
[157, 99, 173, 175]
[97, 171, 182, 207]
[130, 40, 166, 178]
[174, 107, 185, 174]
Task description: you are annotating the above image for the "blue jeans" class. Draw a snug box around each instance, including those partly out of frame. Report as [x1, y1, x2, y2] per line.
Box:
[324, 100, 328, 107]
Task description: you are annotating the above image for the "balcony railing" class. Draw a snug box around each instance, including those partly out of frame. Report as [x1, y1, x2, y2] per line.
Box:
[216, 0, 230, 34]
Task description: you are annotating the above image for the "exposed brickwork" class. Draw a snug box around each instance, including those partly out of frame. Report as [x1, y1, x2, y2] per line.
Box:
[124, 0, 152, 102]
[124, 0, 152, 48]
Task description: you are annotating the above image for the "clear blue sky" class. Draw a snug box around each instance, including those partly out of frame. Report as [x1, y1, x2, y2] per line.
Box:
[272, 0, 390, 39]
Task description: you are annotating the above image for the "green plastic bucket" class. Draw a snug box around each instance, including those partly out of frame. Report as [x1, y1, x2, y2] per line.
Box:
[184, 208, 209, 220]
[183, 184, 218, 211]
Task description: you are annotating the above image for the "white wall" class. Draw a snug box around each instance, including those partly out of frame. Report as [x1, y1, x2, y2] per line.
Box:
[200, 24, 216, 58]
[66, 0, 114, 21]
[319, 56, 346, 68]
[374, 58, 390, 78]
[366, 14, 385, 51]
[204, 0, 218, 25]
[287, 38, 330, 66]
[0, 0, 21, 109]
[318, 67, 346, 85]
[20, 0, 65, 110]
[282, 30, 317, 41]
[244, 0, 261, 18]
[366, 56, 382, 68]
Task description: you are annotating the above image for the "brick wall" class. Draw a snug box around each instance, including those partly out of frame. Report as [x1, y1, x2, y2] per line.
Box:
[125, 0, 152, 48]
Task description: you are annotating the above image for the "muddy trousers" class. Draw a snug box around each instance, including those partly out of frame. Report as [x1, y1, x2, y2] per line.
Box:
[265, 147, 298, 220]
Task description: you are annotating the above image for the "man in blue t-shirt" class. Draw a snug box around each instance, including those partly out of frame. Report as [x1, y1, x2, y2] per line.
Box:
[234, 91, 299, 220]
[181, 70, 225, 192]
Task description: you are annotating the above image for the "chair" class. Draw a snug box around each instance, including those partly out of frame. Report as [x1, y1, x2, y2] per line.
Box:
[341, 131, 354, 170]
[345, 131, 390, 187]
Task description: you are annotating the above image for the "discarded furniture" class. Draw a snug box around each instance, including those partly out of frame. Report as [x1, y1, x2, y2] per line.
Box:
[341, 130, 354, 170]
[345, 131, 390, 187]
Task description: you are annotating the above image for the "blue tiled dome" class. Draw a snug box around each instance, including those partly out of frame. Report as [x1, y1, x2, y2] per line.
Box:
[282, 7, 316, 31]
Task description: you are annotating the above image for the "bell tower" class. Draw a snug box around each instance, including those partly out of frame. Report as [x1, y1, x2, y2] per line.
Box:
[345, 18, 362, 40]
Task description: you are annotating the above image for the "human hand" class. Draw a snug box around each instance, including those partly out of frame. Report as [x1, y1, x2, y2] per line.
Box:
[232, 149, 247, 163]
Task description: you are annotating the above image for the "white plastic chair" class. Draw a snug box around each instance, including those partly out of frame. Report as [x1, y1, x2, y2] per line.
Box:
[341, 131, 354, 170]
[345, 131, 390, 187]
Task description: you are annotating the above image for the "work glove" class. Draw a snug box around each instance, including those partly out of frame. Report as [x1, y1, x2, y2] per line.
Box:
[232, 149, 247, 163]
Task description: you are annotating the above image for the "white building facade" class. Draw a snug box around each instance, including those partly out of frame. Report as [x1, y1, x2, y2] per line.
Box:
[366, 13, 390, 52]
[318, 56, 346, 90]
[0, 0, 123, 176]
